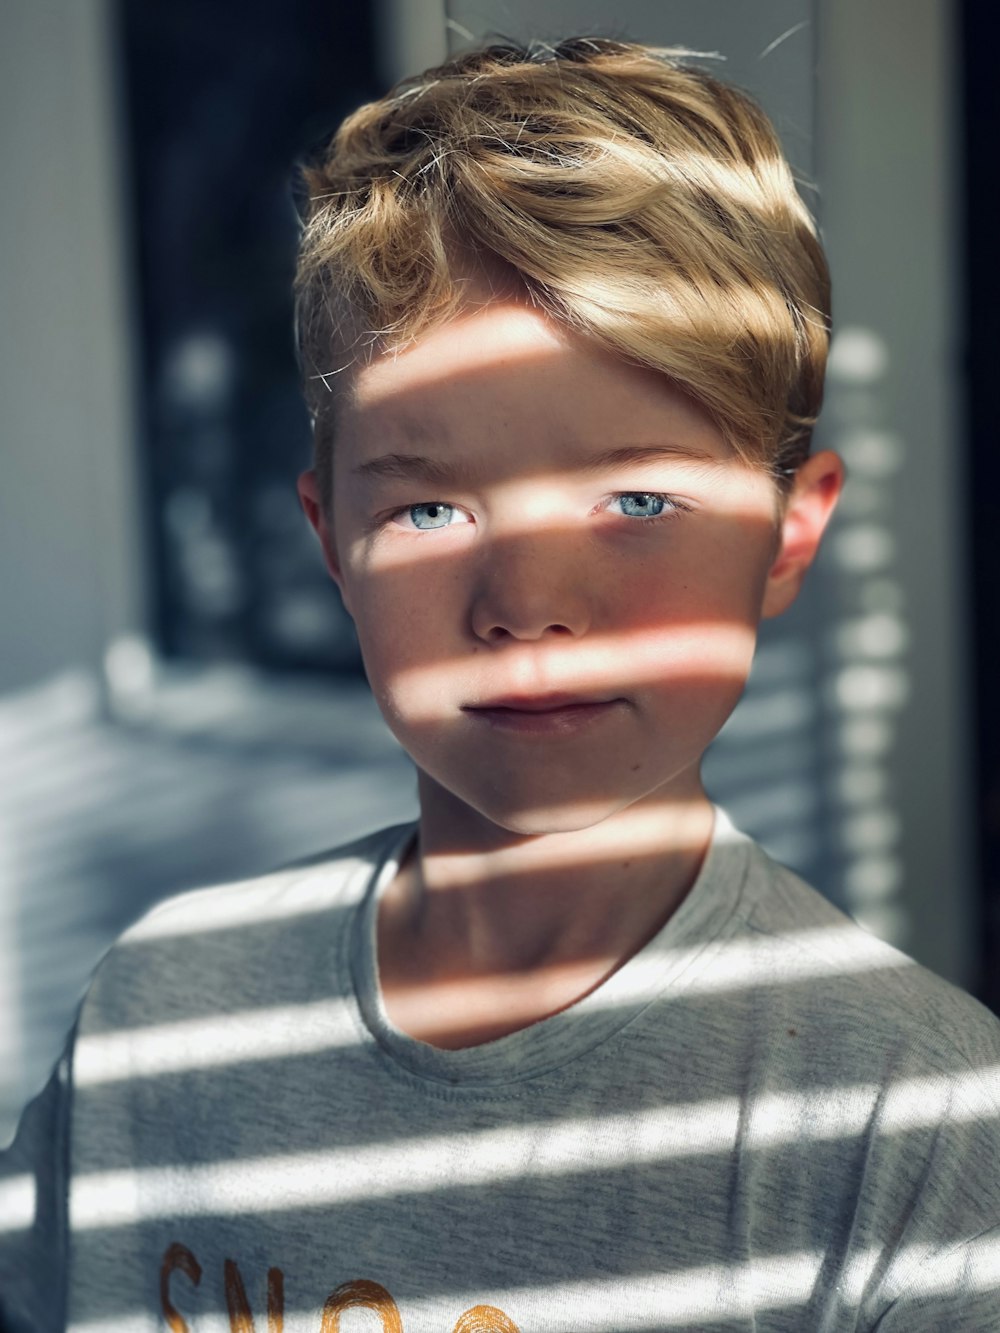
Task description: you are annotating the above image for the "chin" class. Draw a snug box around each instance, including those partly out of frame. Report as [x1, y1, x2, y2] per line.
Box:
[464, 792, 627, 838]
[413, 760, 658, 838]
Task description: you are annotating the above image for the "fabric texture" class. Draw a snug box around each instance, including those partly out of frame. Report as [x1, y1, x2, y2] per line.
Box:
[1, 808, 999, 1332]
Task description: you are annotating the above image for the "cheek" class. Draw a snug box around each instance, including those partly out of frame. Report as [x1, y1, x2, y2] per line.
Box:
[601, 548, 767, 702]
[610, 543, 767, 633]
[346, 560, 466, 699]
[615, 621, 759, 714]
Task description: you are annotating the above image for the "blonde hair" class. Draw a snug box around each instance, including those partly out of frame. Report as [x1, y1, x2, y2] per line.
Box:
[295, 36, 830, 505]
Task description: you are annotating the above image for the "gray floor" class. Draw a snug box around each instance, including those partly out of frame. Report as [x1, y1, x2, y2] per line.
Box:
[0, 664, 418, 1144]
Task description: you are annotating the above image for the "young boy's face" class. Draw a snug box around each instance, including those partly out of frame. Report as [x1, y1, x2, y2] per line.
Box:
[299, 299, 840, 837]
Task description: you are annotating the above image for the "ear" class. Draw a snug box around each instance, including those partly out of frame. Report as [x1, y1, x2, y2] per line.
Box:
[761, 450, 845, 619]
[296, 469, 350, 608]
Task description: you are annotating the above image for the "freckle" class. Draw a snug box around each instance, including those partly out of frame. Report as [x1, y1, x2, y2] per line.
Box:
[787, 1028, 797, 1037]
[623, 861, 631, 870]
[630, 763, 641, 772]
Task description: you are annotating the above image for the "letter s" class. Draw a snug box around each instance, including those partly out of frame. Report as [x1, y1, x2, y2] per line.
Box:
[160, 1242, 202, 1333]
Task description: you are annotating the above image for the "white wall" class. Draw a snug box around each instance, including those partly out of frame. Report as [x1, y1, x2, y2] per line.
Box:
[375, 0, 449, 86]
[0, 0, 147, 696]
[0, 0, 148, 1131]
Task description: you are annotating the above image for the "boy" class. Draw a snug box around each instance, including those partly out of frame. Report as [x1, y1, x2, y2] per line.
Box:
[2, 35, 999, 1332]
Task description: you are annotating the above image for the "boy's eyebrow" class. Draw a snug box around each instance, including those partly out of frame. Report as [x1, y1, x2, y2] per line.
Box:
[352, 442, 722, 485]
[578, 443, 726, 472]
[352, 452, 468, 485]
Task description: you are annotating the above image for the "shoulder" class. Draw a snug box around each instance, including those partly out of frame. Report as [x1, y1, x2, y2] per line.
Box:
[120, 819, 413, 946]
[717, 832, 1000, 1278]
[76, 820, 415, 1036]
[736, 837, 1000, 1102]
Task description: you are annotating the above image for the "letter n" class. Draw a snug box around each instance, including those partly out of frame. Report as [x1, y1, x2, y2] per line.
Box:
[225, 1258, 285, 1333]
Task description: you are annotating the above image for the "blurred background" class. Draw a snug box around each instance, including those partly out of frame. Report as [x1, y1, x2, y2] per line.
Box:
[1, 0, 997, 1142]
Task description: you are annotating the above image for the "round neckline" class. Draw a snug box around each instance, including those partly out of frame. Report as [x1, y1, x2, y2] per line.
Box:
[349, 806, 752, 1088]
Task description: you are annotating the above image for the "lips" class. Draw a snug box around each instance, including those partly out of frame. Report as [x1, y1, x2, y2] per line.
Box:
[461, 694, 625, 735]
[464, 694, 617, 713]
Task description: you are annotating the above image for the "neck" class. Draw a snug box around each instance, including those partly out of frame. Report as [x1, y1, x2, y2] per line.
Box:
[376, 777, 716, 1048]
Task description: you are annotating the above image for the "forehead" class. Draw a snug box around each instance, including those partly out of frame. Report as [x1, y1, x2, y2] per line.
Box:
[336, 301, 731, 463]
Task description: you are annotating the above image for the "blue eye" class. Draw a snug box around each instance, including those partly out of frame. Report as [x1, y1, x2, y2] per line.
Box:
[408, 502, 457, 530]
[614, 492, 670, 518]
[410, 501, 453, 527]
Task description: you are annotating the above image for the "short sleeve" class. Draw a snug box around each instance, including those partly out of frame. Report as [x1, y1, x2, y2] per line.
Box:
[0, 1040, 73, 1333]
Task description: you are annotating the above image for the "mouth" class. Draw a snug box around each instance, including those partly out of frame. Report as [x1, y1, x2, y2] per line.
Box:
[462, 695, 626, 734]
[467, 693, 618, 712]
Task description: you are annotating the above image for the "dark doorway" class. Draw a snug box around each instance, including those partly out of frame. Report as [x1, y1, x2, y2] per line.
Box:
[118, 0, 379, 673]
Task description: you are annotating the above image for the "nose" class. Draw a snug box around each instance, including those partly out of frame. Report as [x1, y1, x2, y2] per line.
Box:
[469, 535, 592, 643]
